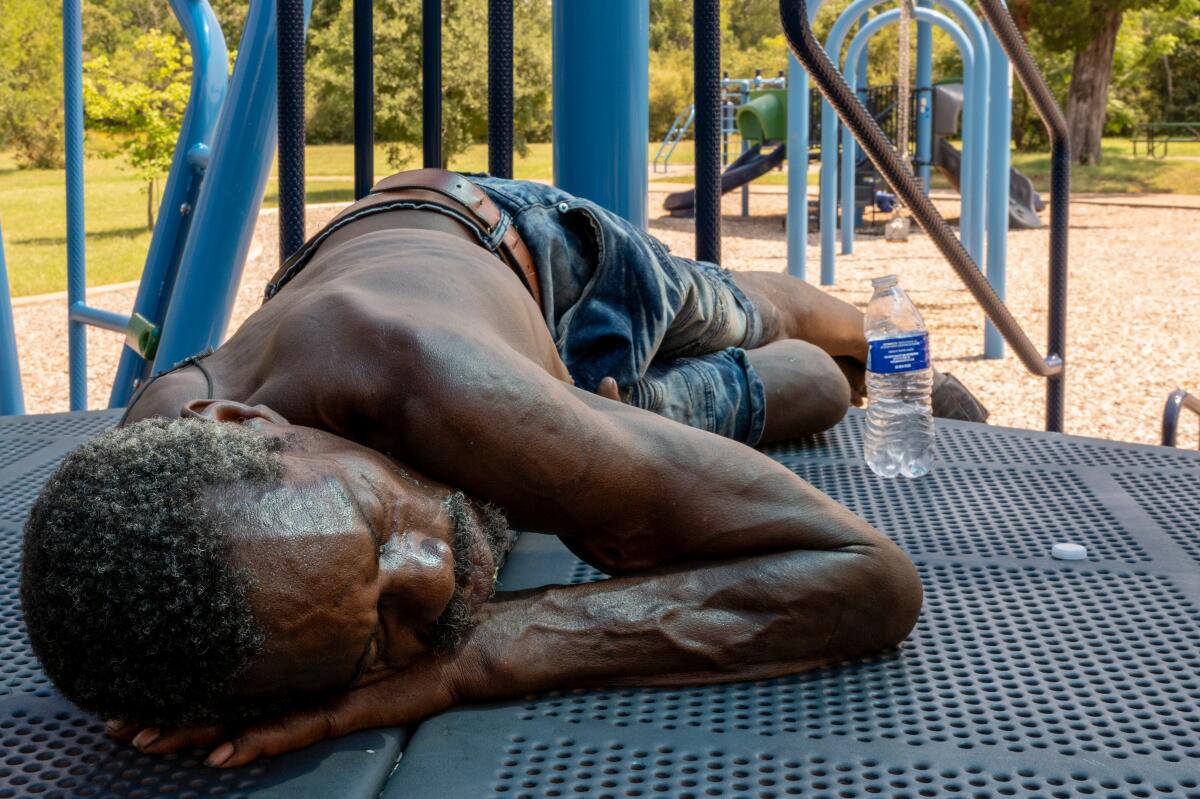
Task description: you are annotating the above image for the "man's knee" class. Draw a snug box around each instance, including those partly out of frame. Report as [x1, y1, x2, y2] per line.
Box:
[751, 340, 851, 441]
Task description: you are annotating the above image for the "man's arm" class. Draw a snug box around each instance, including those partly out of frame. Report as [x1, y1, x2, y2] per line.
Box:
[464, 545, 920, 695]
[121, 531, 919, 768]
[390, 326, 899, 573]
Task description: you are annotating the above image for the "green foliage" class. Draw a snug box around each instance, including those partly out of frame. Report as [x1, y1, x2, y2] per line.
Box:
[307, 0, 551, 166]
[0, 0, 65, 168]
[1120, 1, 1200, 123]
[1024, 0, 1181, 55]
[650, 0, 693, 51]
[83, 30, 192, 184]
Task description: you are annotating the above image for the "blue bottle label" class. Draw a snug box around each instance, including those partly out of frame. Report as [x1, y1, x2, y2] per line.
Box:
[868, 333, 930, 374]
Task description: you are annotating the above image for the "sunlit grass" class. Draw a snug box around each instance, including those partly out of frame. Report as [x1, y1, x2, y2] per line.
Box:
[2, 135, 1196, 297]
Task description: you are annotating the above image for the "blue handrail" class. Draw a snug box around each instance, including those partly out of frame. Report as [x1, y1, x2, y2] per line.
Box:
[108, 0, 230, 407]
[63, 0, 89, 410]
[151, 0, 313, 373]
[0, 221, 24, 416]
[62, 0, 228, 409]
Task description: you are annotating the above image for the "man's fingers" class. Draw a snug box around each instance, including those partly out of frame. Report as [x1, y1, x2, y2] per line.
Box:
[136, 724, 228, 754]
[207, 710, 338, 768]
[597, 377, 621, 402]
[105, 720, 140, 742]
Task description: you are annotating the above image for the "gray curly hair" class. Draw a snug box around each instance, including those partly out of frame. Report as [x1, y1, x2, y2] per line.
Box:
[21, 417, 288, 726]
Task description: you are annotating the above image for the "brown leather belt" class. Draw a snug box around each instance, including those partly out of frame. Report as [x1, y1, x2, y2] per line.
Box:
[263, 169, 541, 306]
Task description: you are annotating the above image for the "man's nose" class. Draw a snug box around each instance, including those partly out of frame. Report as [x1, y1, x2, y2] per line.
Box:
[377, 531, 457, 623]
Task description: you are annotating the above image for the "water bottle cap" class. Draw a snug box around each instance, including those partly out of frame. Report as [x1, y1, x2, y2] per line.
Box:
[872, 275, 899, 289]
[1051, 542, 1088, 561]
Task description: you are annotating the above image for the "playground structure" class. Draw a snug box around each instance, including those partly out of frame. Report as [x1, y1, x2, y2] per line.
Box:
[654, 0, 1048, 363]
[0, 1, 1200, 797]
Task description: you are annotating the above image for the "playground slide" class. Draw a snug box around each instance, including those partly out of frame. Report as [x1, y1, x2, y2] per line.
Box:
[662, 144, 787, 217]
[933, 137, 1045, 230]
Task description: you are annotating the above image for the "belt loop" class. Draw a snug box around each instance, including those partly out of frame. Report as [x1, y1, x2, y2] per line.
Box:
[484, 210, 511, 252]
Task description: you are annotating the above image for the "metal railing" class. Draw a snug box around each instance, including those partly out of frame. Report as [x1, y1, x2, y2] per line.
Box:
[653, 105, 696, 174]
[0, 221, 22, 415]
[67, 0, 232, 409]
[779, 0, 1067, 433]
[1162, 390, 1200, 448]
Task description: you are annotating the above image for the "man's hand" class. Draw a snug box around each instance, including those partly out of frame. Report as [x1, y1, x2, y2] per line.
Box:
[107, 651, 469, 768]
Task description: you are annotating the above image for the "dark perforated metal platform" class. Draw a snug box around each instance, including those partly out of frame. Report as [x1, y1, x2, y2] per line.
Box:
[387, 412, 1200, 799]
[2, 409, 1199, 798]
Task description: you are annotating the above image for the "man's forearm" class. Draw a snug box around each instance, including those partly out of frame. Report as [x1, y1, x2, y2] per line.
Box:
[454, 544, 921, 703]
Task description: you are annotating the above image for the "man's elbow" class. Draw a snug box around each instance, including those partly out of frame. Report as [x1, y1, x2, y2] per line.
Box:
[837, 543, 923, 657]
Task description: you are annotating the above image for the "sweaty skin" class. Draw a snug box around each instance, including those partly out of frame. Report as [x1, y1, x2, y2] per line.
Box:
[113, 209, 922, 767]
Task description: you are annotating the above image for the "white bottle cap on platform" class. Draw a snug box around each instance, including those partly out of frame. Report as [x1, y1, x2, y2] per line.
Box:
[1052, 542, 1088, 561]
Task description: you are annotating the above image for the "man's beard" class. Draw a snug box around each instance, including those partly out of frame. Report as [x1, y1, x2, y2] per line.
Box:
[426, 492, 515, 652]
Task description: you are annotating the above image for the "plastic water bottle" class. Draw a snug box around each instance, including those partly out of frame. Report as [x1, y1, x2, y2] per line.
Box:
[863, 275, 935, 478]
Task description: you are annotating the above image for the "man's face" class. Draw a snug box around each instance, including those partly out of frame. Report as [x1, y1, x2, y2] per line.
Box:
[221, 426, 512, 701]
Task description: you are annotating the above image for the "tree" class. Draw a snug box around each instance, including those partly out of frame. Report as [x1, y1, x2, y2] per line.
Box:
[307, 0, 551, 166]
[0, 0, 64, 168]
[1013, 0, 1183, 165]
[82, 31, 192, 229]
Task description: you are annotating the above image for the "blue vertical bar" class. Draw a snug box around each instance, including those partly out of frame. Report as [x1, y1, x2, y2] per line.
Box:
[153, 0, 313, 372]
[740, 84, 750, 217]
[916, 0, 933, 193]
[552, 0, 648, 228]
[63, 0, 87, 411]
[0, 222, 24, 416]
[354, 0, 375, 199]
[786, 52, 807, 279]
[984, 22, 1011, 359]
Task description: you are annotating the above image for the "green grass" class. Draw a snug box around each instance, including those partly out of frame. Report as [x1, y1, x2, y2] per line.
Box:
[0, 142, 562, 298]
[2, 135, 1198, 297]
[0, 151, 155, 297]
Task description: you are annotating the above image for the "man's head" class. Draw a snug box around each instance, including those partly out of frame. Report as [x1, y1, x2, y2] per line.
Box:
[21, 404, 512, 727]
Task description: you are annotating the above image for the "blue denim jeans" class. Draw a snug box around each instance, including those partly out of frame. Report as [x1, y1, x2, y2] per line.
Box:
[471, 176, 768, 445]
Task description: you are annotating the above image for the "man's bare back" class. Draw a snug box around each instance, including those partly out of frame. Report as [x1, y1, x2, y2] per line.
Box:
[22, 176, 974, 767]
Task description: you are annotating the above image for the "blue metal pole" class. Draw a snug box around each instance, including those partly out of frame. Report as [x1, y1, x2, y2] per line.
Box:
[819, 1, 875, 280]
[786, 1, 826, 280]
[551, 0, 649, 228]
[69, 305, 130, 334]
[740, 83, 750, 218]
[786, 51, 807, 279]
[63, 0, 88, 411]
[0, 222, 23, 416]
[842, 8, 975, 259]
[984, 20, 1012, 359]
[109, 0, 228, 406]
[916, 0, 933, 193]
[152, 0, 313, 372]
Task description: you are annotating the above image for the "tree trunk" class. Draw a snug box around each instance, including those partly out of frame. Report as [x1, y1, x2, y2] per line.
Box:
[146, 178, 156, 231]
[1065, 8, 1123, 166]
[1007, 0, 1032, 34]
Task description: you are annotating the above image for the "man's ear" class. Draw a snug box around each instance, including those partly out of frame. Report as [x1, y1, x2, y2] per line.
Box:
[181, 399, 290, 426]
